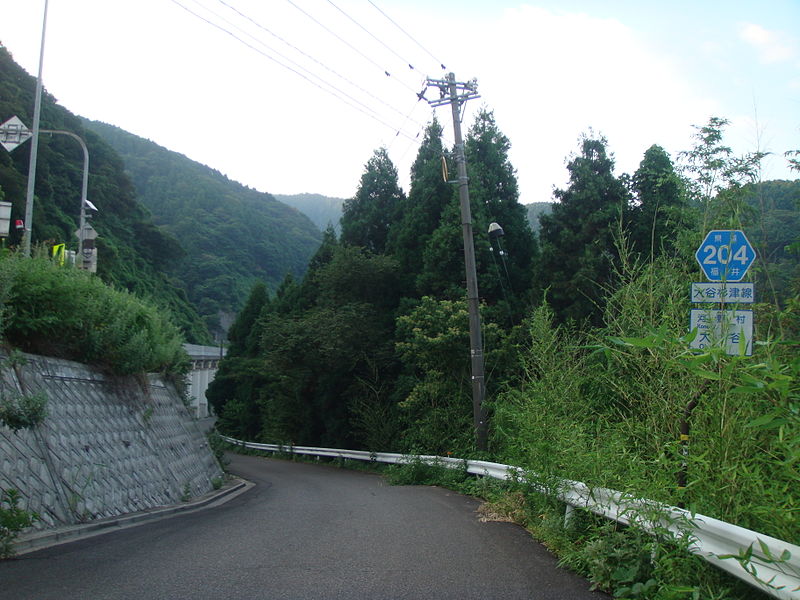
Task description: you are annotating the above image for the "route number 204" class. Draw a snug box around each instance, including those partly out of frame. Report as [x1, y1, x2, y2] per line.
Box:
[700, 244, 750, 266]
[694, 230, 756, 282]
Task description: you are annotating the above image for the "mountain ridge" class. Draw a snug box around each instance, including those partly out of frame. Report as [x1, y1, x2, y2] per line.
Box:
[84, 119, 323, 334]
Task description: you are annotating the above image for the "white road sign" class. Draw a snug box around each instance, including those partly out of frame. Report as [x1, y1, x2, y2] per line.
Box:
[691, 282, 755, 304]
[0, 116, 32, 152]
[690, 309, 753, 356]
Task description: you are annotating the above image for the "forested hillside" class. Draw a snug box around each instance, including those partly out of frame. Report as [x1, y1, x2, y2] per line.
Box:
[210, 110, 799, 597]
[0, 46, 209, 342]
[84, 120, 322, 333]
[524, 201, 552, 233]
[273, 193, 344, 233]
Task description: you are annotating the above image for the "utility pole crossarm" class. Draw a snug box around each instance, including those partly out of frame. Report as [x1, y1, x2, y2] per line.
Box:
[423, 76, 480, 109]
[421, 72, 488, 451]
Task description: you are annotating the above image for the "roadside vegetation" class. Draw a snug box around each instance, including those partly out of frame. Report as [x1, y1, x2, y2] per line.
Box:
[212, 115, 799, 599]
[0, 250, 188, 376]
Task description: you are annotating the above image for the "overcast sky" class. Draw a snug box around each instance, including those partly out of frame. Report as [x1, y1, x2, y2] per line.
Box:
[1, 0, 798, 205]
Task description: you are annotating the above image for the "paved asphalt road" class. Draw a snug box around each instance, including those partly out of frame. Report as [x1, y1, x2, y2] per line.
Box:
[1, 453, 608, 599]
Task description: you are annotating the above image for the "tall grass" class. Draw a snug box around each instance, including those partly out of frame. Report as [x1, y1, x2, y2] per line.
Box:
[491, 255, 798, 597]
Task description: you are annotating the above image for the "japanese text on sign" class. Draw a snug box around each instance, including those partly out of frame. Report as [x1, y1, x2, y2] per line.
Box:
[691, 282, 754, 304]
[689, 309, 753, 356]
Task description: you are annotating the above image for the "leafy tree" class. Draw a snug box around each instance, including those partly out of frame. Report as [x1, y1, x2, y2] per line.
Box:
[395, 296, 506, 455]
[244, 246, 404, 448]
[678, 116, 766, 231]
[678, 118, 796, 319]
[538, 134, 629, 326]
[206, 281, 270, 435]
[786, 149, 800, 173]
[340, 148, 405, 254]
[226, 281, 268, 357]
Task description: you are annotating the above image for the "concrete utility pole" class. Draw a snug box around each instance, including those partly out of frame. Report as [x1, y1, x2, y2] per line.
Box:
[423, 73, 488, 450]
[22, 0, 49, 257]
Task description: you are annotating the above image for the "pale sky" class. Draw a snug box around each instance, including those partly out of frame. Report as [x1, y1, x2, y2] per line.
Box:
[1, 1, 798, 205]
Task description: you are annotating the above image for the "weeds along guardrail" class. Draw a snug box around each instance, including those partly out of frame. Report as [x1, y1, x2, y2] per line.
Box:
[220, 435, 799, 599]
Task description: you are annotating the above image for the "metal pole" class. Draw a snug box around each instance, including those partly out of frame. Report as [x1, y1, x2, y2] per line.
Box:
[446, 73, 488, 450]
[22, 0, 49, 257]
[41, 130, 90, 261]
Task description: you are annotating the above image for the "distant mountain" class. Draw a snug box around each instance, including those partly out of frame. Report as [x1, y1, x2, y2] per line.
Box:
[84, 120, 323, 334]
[273, 193, 344, 233]
[0, 46, 210, 343]
[524, 202, 553, 233]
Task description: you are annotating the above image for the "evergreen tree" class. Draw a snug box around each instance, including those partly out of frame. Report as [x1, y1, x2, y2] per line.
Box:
[628, 145, 690, 260]
[386, 117, 453, 287]
[226, 281, 268, 357]
[464, 108, 538, 319]
[206, 281, 270, 439]
[538, 135, 629, 326]
[340, 148, 405, 254]
[257, 246, 403, 448]
[416, 109, 537, 320]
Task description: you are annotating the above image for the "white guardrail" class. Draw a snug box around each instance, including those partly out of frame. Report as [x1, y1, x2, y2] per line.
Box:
[220, 436, 800, 599]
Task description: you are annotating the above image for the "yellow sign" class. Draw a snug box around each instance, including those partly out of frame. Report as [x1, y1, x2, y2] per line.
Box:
[52, 243, 65, 266]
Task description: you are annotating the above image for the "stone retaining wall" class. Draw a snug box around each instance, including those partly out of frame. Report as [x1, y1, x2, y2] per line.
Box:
[0, 351, 223, 529]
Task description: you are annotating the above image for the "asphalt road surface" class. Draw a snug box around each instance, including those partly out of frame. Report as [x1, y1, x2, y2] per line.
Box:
[1, 453, 608, 599]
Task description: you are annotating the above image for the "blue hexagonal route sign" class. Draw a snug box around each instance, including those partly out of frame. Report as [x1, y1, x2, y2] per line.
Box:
[695, 230, 756, 282]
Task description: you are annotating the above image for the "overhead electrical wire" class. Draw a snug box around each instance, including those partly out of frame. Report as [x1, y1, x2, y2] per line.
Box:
[284, 0, 418, 95]
[368, 0, 447, 72]
[325, 0, 416, 72]
[214, 0, 428, 132]
[167, 0, 421, 143]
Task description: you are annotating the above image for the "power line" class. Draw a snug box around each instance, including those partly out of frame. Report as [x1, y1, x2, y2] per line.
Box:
[213, 0, 428, 131]
[284, 0, 418, 94]
[167, 0, 420, 143]
[325, 0, 416, 72]
[368, 0, 446, 72]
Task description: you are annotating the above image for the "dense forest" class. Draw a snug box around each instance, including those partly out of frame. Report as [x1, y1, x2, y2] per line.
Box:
[209, 109, 799, 597]
[210, 112, 800, 451]
[84, 120, 323, 335]
[0, 46, 209, 342]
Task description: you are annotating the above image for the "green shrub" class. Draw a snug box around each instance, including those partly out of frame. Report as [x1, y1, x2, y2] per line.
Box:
[0, 251, 188, 376]
[0, 489, 38, 559]
[0, 391, 47, 432]
[207, 430, 229, 469]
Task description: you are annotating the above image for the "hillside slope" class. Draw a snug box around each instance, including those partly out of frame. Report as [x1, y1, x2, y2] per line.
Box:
[0, 46, 209, 342]
[85, 120, 323, 332]
[273, 193, 344, 233]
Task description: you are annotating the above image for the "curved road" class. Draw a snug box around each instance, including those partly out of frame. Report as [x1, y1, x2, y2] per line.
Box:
[1, 453, 607, 599]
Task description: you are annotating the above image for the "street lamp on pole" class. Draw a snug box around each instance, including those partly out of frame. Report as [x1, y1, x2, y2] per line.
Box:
[40, 130, 91, 261]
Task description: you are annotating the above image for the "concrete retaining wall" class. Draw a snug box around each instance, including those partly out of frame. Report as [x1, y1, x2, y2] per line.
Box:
[0, 351, 223, 529]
